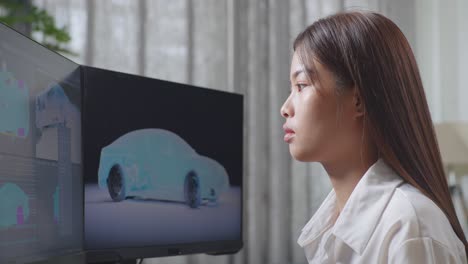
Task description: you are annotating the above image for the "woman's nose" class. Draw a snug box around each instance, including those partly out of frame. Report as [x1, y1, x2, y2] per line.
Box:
[280, 97, 292, 118]
[280, 105, 288, 118]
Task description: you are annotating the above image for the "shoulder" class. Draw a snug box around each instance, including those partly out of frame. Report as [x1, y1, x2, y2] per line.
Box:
[381, 183, 466, 261]
[391, 184, 456, 243]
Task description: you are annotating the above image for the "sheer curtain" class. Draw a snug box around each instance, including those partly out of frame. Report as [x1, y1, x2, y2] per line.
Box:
[33, 0, 467, 263]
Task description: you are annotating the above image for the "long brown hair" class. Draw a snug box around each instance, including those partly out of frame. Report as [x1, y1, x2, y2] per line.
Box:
[293, 11, 467, 253]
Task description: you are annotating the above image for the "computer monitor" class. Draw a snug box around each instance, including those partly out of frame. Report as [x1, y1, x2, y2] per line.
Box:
[0, 23, 83, 263]
[82, 66, 243, 262]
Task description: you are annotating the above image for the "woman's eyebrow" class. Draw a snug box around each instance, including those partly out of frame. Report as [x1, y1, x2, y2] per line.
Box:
[291, 68, 317, 83]
[291, 69, 304, 80]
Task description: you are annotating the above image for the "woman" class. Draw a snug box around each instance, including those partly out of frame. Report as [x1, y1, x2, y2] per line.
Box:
[281, 11, 467, 263]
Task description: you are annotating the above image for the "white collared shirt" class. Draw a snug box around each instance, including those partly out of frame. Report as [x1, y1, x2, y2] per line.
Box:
[298, 158, 467, 263]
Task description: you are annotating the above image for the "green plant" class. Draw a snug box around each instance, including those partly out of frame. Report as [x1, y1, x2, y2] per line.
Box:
[0, 0, 75, 55]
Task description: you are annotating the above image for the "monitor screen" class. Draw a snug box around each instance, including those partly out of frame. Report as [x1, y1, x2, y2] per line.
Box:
[0, 23, 83, 263]
[82, 66, 243, 261]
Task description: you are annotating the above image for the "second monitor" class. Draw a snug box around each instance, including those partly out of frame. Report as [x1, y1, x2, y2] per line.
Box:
[82, 66, 243, 262]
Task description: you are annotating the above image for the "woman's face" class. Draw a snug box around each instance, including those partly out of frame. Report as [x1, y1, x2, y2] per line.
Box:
[281, 52, 357, 162]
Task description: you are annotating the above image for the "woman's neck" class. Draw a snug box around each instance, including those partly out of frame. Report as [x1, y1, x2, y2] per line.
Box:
[322, 154, 378, 212]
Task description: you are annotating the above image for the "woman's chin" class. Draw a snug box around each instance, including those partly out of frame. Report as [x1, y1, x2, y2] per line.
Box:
[289, 146, 316, 162]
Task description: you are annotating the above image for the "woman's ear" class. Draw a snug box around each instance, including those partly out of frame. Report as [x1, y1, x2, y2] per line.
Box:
[353, 88, 365, 118]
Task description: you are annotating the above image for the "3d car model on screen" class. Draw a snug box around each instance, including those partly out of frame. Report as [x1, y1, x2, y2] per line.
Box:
[0, 183, 30, 228]
[98, 129, 230, 208]
[0, 70, 29, 138]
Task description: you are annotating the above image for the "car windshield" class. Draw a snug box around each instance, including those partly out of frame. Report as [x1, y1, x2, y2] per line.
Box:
[150, 129, 195, 156]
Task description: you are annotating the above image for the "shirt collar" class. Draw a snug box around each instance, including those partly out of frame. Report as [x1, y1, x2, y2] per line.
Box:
[297, 190, 339, 247]
[298, 158, 404, 254]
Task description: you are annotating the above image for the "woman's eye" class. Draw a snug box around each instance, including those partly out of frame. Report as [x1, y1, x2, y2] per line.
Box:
[296, 83, 307, 92]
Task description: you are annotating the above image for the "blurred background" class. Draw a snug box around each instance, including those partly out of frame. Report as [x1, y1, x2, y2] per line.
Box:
[2, 0, 467, 263]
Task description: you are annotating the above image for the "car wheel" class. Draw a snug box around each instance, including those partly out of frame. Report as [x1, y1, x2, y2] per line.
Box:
[184, 171, 201, 208]
[107, 164, 126, 202]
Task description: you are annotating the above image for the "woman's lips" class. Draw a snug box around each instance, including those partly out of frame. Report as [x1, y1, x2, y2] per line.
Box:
[283, 126, 295, 143]
[284, 132, 295, 142]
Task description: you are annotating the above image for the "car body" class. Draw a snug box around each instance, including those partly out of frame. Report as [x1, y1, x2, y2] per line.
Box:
[98, 128, 230, 208]
[0, 70, 29, 138]
[0, 183, 30, 228]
